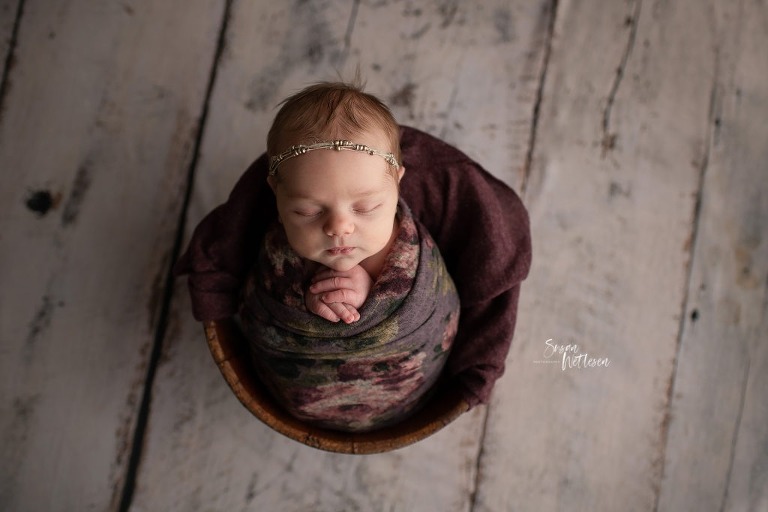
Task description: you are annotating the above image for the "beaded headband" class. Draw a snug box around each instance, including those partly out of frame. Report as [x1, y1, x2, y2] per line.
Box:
[268, 140, 399, 176]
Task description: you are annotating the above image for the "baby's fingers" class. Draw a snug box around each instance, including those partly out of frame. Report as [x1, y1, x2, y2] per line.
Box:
[306, 297, 341, 323]
[309, 276, 354, 294]
[320, 288, 363, 307]
[327, 302, 360, 324]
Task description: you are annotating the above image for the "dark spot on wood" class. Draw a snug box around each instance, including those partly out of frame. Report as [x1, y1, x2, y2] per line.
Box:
[27, 295, 53, 341]
[737, 265, 757, 288]
[601, 132, 617, 153]
[714, 117, 721, 127]
[408, 23, 432, 39]
[390, 83, 416, 109]
[25, 295, 55, 363]
[307, 43, 324, 64]
[403, 5, 422, 16]
[608, 181, 631, 199]
[690, 309, 699, 322]
[25, 190, 54, 216]
[438, 0, 459, 28]
[246, 75, 279, 112]
[371, 63, 381, 71]
[122, 3, 134, 15]
[624, 16, 633, 27]
[62, 160, 94, 226]
[48, 31, 56, 39]
[735, 245, 759, 288]
[2, 393, 41, 499]
[494, 8, 514, 42]
[172, 405, 196, 432]
[244, 473, 259, 503]
[10, 395, 40, 441]
[14, 395, 40, 422]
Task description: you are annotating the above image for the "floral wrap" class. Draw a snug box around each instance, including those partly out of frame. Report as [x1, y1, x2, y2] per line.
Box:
[238, 201, 460, 432]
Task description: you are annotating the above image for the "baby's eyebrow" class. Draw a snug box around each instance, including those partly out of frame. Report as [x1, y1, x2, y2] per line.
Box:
[348, 188, 386, 198]
[285, 188, 386, 200]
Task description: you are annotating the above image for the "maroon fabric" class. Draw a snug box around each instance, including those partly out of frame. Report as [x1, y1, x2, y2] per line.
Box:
[175, 125, 532, 408]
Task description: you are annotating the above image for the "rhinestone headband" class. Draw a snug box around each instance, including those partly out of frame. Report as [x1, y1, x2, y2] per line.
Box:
[268, 140, 399, 176]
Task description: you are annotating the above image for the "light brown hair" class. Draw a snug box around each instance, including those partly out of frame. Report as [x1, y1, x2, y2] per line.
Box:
[267, 81, 401, 167]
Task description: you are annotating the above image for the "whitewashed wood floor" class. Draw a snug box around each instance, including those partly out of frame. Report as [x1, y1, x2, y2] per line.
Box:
[1, 1, 766, 511]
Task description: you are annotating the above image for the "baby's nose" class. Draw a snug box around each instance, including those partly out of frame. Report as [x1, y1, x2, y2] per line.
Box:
[324, 212, 354, 236]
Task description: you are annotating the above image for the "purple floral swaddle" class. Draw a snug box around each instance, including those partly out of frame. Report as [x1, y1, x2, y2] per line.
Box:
[238, 200, 460, 432]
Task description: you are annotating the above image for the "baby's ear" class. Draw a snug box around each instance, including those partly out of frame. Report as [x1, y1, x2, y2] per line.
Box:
[267, 175, 278, 192]
[397, 166, 405, 182]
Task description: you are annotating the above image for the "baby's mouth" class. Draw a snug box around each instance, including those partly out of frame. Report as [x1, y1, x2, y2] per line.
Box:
[326, 246, 355, 255]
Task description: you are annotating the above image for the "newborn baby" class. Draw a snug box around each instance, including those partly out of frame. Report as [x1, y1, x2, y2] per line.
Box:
[237, 82, 460, 432]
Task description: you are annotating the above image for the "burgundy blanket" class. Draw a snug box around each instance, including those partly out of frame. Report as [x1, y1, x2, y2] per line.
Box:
[175, 125, 532, 408]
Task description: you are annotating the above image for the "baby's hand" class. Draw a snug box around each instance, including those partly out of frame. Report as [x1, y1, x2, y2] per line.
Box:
[305, 265, 373, 323]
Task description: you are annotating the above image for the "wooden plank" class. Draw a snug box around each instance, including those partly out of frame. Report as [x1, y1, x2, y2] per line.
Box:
[473, 0, 719, 510]
[657, 0, 768, 510]
[0, 1, 223, 510]
[131, 0, 550, 510]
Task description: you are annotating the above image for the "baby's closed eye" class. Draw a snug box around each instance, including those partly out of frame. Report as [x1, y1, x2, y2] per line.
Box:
[293, 209, 322, 217]
[352, 203, 382, 214]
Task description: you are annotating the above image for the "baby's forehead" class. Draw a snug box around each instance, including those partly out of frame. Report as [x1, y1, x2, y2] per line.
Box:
[277, 160, 396, 200]
[282, 166, 393, 190]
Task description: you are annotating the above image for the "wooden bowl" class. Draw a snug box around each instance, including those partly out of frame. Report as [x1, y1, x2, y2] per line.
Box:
[204, 318, 469, 454]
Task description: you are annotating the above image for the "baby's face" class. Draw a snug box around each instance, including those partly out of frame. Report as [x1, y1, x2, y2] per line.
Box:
[269, 130, 403, 273]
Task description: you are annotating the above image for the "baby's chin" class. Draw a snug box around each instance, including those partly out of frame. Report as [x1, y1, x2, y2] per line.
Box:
[308, 256, 362, 273]
[325, 260, 361, 272]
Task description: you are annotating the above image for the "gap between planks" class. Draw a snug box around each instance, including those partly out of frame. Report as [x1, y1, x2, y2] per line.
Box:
[116, 1, 235, 510]
[0, 0, 24, 120]
[520, 0, 560, 198]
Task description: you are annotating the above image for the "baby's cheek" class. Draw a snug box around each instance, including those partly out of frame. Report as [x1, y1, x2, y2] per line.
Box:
[284, 229, 314, 254]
